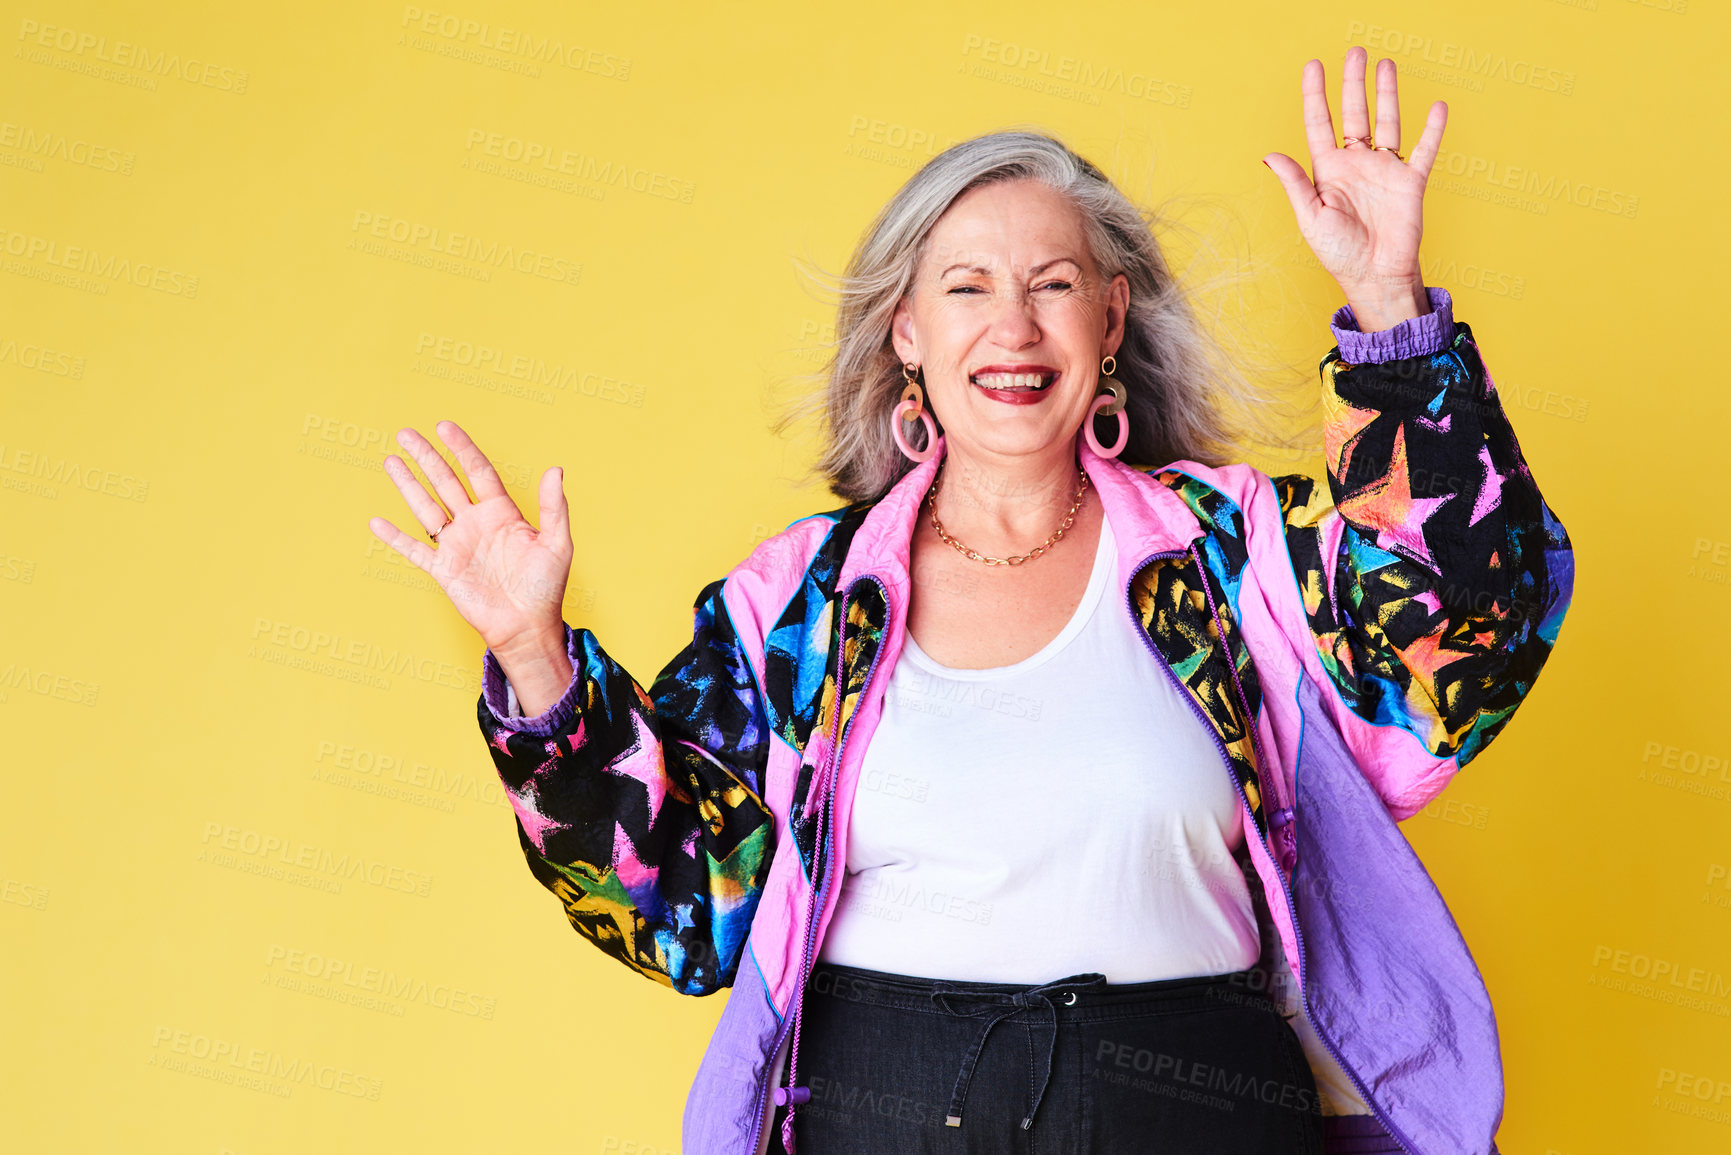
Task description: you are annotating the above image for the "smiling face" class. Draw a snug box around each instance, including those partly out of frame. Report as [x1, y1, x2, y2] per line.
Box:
[891, 177, 1129, 463]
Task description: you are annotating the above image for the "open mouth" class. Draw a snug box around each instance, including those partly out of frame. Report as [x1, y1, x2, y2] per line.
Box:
[969, 370, 1057, 393]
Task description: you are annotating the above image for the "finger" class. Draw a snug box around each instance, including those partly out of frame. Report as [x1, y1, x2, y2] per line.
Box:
[1341, 46, 1371, 145]
[1299, 59, 1337, 174]
[383, 452, 452, 534]
[396, 425, 474, 513]
[1262, 153, 1323, 226]
[1406, 100, 1448, 180]
[367, 515, 439, 575]
[536, 465, 572, 556]
[1374, 57, 1401, 152]
[434, 419, 509, 503]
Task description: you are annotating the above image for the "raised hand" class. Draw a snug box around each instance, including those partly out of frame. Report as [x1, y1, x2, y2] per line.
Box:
[1262, 46, 1447, 332]
[368, 420, 574, 709]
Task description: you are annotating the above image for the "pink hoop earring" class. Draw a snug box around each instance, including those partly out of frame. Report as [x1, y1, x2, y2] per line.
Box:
[1083, 359, 1128, 459]
[891, 365, 937, 463]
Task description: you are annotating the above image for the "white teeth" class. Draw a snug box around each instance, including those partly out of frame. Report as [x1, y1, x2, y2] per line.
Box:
[972, 371, 1050, 390]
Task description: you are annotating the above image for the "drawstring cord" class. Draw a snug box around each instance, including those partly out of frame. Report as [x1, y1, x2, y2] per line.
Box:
[1188, 542, 1297, 873]
[928, 972, 1107, 1131]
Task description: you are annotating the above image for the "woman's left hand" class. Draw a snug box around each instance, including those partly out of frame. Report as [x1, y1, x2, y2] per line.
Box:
[1263, 46, 1447, 332]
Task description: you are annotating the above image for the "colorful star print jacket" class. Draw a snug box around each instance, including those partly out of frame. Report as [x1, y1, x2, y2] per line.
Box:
[476, 288, 1572, 1155]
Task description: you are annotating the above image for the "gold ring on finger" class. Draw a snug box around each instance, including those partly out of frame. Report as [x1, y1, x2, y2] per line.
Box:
[1372, 145, 1407, 161]
[429, 514, 452, 544]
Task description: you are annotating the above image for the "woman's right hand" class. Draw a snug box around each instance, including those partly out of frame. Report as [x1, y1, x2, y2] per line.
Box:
[367, 419, 575, 713]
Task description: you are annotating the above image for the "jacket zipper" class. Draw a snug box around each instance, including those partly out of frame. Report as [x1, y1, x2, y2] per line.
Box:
[744, 576, 889, 1155]
[1125, 548, 1419, 1155]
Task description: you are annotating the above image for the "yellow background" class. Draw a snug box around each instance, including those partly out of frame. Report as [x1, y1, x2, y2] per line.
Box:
[3, 2, 1726, 1152]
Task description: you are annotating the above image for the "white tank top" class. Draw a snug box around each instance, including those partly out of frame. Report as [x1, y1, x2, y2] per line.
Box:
[818, 513, 1262, 984]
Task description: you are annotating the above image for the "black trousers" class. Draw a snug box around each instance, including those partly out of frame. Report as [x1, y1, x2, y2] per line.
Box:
[769, 961, 1326, 1155]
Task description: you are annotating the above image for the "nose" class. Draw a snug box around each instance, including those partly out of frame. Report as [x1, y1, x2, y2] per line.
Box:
[986, 289, 1041, 350]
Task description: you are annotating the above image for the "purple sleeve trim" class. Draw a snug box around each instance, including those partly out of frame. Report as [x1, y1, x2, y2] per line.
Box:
[1330, 286, 1455, 363]
[480, 623, 583, 737]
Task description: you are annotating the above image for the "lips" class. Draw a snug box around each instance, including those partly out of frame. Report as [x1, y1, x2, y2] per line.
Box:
[969, 366, 1058, 406]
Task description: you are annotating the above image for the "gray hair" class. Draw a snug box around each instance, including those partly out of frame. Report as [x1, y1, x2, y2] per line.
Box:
[776, 129, 1291, 504]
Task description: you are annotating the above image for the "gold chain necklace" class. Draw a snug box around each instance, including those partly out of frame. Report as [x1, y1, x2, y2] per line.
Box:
[925, 457, 1090, 566]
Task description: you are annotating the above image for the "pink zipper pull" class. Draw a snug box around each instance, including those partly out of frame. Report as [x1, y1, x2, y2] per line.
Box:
[1268, 807, 1298, 873]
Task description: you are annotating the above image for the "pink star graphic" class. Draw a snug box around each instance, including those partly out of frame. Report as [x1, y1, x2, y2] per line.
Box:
[1338, 425, 1454, 570]
[506, 782, 567, 855]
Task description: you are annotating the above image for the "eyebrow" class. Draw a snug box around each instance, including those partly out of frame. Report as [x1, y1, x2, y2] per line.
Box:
[937, 257, 1083, 277]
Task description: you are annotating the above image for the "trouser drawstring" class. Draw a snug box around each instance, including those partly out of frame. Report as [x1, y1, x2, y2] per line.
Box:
[928, 972, 1107, 1131]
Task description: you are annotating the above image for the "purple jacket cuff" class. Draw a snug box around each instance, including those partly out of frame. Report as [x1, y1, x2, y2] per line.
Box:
[480, 622, 583, 737]
[1330, 286, 1455, 363]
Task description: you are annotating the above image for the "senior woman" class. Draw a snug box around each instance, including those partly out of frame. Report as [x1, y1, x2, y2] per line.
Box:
[370, 49, 1570, 1155]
